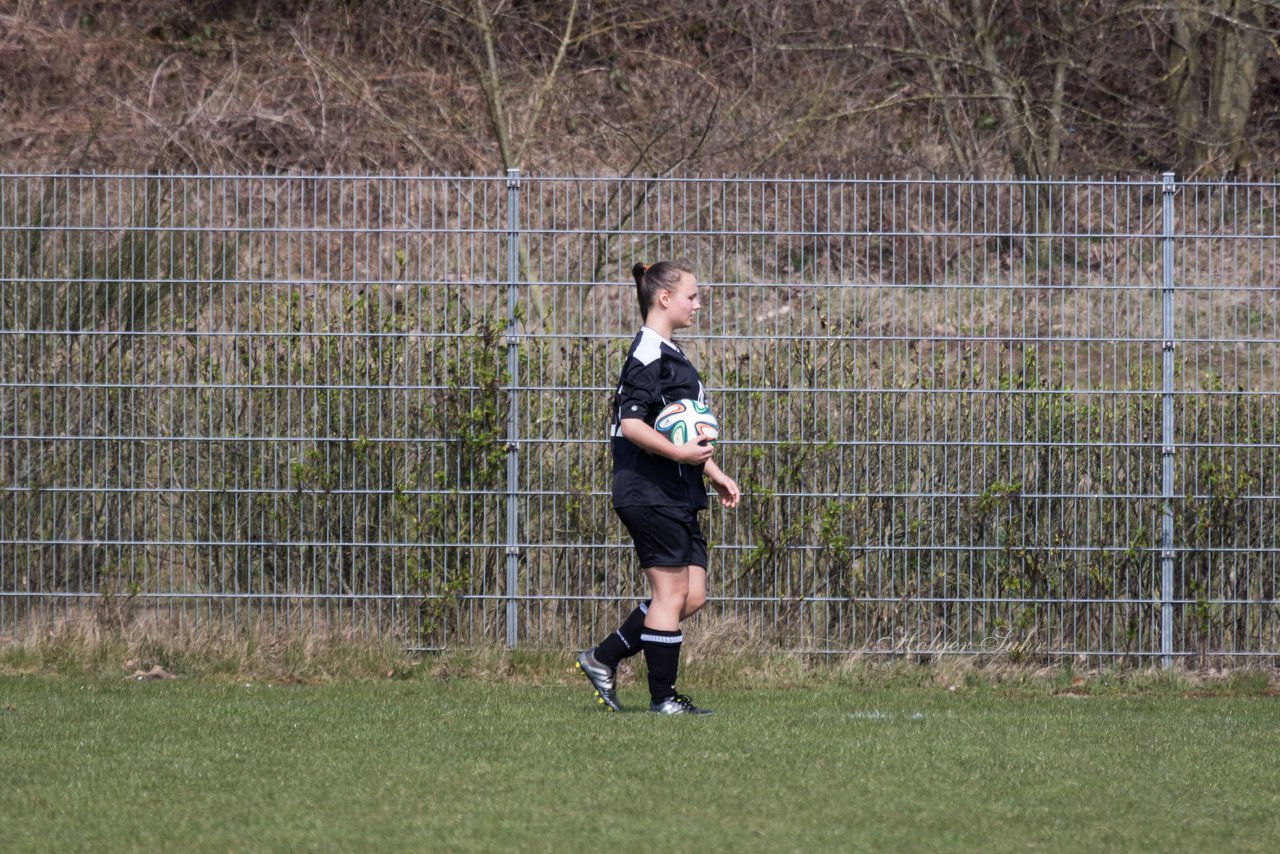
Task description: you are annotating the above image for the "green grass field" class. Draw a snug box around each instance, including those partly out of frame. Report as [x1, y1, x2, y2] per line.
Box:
[4, 667, 1280, 852]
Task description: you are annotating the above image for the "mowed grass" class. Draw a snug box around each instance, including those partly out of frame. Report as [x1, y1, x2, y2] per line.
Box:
[3, 669, 1280, 853]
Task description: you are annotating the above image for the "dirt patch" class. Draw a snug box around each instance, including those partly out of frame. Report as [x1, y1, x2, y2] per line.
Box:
[124, 660, 179, 681]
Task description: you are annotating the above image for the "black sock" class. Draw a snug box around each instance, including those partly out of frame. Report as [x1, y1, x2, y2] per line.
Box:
[641, 626, 682, 703]
[594, 600, 650, 669]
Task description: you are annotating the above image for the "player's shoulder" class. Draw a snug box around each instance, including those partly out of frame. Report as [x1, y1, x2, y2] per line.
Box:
[630, 326, 689, 368]
[629, 327, 669, 367]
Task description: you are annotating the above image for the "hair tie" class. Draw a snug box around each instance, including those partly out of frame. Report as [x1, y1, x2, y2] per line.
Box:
[642, 263, 651, 272]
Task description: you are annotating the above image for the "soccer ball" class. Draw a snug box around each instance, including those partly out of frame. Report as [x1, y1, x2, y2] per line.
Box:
[655, 399, 719, 446]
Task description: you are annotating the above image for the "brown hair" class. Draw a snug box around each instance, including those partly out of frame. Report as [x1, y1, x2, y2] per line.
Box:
[631, 260, 693, 319]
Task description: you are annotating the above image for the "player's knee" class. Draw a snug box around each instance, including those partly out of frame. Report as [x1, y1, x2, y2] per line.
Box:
[684, 589, 706, 616]
[668, 589, 692, 614]
[651, 588, 688, 619]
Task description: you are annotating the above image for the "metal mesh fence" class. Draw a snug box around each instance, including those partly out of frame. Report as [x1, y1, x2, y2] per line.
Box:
[2, 173, 1278, 663]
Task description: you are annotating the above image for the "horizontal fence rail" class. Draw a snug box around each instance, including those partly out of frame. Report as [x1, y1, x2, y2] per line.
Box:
[2, 173, 1279, 664]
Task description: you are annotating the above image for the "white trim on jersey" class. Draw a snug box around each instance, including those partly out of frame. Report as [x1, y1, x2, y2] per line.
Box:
[634, 326, 675, 366]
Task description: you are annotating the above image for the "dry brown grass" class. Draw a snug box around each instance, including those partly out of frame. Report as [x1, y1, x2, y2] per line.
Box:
[5, 1, 1277, 177]
[0, 608, 419, 682]
[4, 608, 1278, 697]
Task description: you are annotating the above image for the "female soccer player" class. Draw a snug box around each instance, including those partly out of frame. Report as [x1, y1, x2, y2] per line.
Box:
[576, 260, 740, 715]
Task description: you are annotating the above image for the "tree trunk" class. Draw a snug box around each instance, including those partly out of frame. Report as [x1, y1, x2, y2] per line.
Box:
[1167, 0, 1269, 177]
[967, 0, 1041, 176]
[1168, 1, 1206, 174]
[1207, 0, 1268, 175]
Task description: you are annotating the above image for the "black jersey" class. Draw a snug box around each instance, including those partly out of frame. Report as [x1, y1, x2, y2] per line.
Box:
[611, 326, 709, 509]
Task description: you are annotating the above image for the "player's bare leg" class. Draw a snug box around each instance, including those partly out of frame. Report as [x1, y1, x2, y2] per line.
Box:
[642, 566, 712, 715]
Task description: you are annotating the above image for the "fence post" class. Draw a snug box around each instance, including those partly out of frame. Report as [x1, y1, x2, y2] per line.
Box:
[1159, 171, 1177, 669]
[504, 168, 522, 648]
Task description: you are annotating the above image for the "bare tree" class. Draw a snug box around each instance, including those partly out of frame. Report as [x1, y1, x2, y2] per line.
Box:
[885, 0, 1090, 179]
[421, 0, 581, 171]
[1165, 0, 1275, 176]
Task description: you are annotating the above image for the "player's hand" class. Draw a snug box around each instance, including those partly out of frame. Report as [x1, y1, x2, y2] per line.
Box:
[672, 439, 715, 465]
[710, 472, 740, 508]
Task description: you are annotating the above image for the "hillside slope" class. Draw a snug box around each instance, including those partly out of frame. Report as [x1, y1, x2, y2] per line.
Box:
[4, 1, 1280, 177]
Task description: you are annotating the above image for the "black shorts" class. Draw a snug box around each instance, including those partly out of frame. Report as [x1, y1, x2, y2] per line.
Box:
[614, 505, 708, 569]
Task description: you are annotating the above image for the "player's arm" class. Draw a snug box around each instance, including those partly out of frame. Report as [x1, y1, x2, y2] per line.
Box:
[703, 458, 740, 508]
[619, 417, 714, 465]
[615, 356, 713, 465]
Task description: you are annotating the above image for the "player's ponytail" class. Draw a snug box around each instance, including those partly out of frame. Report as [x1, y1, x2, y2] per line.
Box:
[633, 260, 693, 320]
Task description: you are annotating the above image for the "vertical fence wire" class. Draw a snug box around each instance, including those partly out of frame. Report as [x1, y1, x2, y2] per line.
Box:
[2, 174, 1279, 663]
